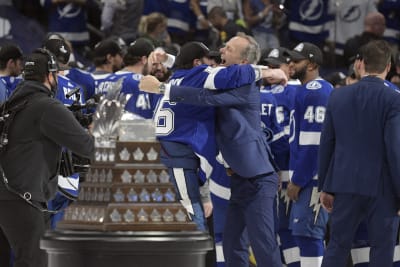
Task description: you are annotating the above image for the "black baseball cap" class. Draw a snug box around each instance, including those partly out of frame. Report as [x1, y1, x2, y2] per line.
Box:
[262, 47, 290, 67]
[0, 43, 23, 63]
[43, 38, 71, 67]
[127, 38, 155, 58]
[94, 39, 123, 58]
[175, 41, 209, 68]
[23, 49, 58, 79]
[286, 42, 323, 65]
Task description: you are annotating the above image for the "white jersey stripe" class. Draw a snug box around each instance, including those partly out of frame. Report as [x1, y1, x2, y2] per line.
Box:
[58, 175, 79, 190]
[209, 179, 231, 200]
[351, 247, 370, 264]
[299, 131, 321, 145]
[283, 246, 300, 264]
[203, 66, 225, 90]
[300, 256, 323, 267]
[172, 168, 194, 215]
[215, 243, 225, 262]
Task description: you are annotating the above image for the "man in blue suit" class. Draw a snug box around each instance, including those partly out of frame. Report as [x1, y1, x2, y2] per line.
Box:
[140, 33, 286, 267]
[318, 40, 400, 267]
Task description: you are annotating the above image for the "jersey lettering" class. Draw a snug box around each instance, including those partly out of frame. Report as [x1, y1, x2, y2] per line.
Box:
[136, 94, 151, 110]
[155, 100, 175, 135]
[276, 106, 284, 124]
[261, 103, 274, 116]
[304, 105, 326, 123]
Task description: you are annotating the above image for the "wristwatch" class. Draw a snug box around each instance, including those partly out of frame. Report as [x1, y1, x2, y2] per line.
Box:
[158, 82, 166, 94]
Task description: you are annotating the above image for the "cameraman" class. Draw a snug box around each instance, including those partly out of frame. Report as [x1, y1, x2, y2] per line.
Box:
[43, 37, 92, 229]
[0, 49, 94, 267]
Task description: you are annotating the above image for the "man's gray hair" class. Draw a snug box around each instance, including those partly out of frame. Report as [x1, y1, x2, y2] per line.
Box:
[237, 32, 261, 64]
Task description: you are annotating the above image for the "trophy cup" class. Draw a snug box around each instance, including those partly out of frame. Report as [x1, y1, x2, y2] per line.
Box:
[57, 79, 196, 231]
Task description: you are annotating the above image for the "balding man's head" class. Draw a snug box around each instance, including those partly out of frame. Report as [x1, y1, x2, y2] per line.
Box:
[364, 12, 386, 37]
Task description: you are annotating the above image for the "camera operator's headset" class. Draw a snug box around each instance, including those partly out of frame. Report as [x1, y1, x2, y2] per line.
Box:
[0, 49, 61, 213]
[36, 48, 59, 97]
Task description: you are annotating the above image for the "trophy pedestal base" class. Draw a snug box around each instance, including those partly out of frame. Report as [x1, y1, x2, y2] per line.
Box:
[41, 230, 213, 267]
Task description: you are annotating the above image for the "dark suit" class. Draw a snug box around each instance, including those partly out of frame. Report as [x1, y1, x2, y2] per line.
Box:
[318, 76, 400, 267]
[169, 83, 282, 267]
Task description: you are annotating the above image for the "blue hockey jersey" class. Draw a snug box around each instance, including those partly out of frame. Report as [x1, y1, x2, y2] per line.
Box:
[287, 0, 333, 44]
[41, 0, 90, 45]
[156, 64, 259, 188]
[0, 75, 22, 97]
[289, 78, 333, 187]
[113, 70, 161, 119]
[56, 75, 85, 105]
[260, 87, 288, 171]
[265, 83, 298, 136]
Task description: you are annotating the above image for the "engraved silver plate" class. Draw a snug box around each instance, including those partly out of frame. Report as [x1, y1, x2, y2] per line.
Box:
[132, 148, 144, 161]
[137, 208, 149, 222]
[124, 209, 135, 222]
[150, 209, 162, 222]
[92, 169, 99, 183]
[119, 147, 130, 161]
[127, 188, 138, 202]
[133, 170, 145, 183]
[146, 170, 158, 183]
[175, 209, 187, 222]
[139, 188, 150, 202]
[110, 209, 122, 222]
[121, 170, 132, 183]
[113, 188, 125, 202]
[101, 149, 108, 162]
[164, 188, 176, 202]
[151, 188, 163, 202]
[86, 169, 92, 182]
[162, 209, 174, 222]
[108, 149, 115, 162]
[146, 147, 158, 161]
[97, 188, 104, 202]
[106, 170, 113, 183]
[158, 170, 170, 183]
[95, 149, 101, 162]
[99, 169, 106, 183]
[103, 188, 111, 202]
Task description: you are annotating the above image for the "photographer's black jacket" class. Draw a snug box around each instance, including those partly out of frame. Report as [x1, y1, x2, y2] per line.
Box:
[0, 80, 94, 202]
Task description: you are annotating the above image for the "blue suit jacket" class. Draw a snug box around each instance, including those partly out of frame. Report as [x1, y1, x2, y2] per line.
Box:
[318, 76, 400, 198]
[169, 83, 276, 178]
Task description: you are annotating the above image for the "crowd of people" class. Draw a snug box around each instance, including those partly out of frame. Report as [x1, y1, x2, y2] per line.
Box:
[0, 1, 400, 267]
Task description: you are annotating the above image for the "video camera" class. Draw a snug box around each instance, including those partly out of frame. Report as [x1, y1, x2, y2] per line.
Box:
[59, 87, 100, 178]
[65, 87, 99, 129]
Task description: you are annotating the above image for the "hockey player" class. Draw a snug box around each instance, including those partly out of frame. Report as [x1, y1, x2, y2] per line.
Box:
[42, 38, 88, 229]
[0, 43, 23, 97]
[260, 47, 301, 267]
[153, 40, 281, 231]
[113, 38, 160, 119]
[66, 38, 124, 100]
[285, 42, 332, 267]
[140, 33, 287, 267]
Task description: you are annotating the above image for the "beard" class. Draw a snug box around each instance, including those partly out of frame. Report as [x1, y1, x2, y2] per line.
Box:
[291, 64, 307, 82]
[153, 69, 171, 82]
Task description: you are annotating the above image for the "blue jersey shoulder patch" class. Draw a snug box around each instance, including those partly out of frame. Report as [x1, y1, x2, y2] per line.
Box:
[306, 80, 322, 90]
